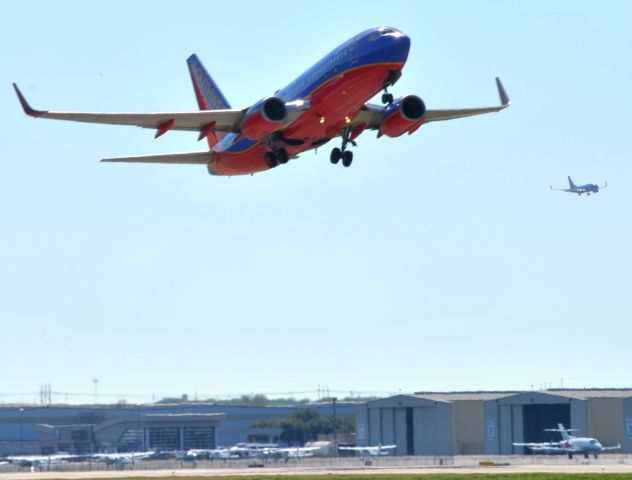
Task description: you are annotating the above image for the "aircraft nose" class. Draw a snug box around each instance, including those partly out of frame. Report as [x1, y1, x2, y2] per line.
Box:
[383, 30, 410, 63]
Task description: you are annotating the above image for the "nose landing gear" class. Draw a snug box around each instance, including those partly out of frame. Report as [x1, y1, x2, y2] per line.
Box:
[381, 69, 401, 105]
[330, 126, 356, 168]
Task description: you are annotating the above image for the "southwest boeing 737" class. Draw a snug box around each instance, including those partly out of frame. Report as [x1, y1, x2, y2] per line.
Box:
[14, 27, 510, 176]
[550, 176, 607, 196]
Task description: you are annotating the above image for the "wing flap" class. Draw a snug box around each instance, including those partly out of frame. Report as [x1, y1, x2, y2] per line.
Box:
[101, 151, 213, 164]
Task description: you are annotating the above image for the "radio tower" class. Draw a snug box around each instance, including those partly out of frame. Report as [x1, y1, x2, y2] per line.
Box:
[93, 379, 99, 404]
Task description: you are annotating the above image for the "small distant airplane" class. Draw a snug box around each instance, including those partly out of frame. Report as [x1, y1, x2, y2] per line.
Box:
[89, 451, 154, 465]
[550, 176, 607, 196]
[338, 444, 397, 457]
[13, 26, 509, 176]
[186, 448, 235, 460]
[513, 423, 621, 459]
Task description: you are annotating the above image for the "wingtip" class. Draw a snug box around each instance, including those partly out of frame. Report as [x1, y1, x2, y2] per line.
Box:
[13, 83, 45, 117]
[495, 77, 511, 107]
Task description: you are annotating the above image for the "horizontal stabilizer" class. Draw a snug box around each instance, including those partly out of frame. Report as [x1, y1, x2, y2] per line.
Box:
[101, 151, 213, 164]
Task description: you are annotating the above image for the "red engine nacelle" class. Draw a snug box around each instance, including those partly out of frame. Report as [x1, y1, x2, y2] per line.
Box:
[379, 95, 426, 138]
[240, 96, 288, 140]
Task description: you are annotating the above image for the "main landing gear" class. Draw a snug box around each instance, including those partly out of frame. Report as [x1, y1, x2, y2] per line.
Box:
[264, 148, 288, 168]
[330, 126, 355, 168]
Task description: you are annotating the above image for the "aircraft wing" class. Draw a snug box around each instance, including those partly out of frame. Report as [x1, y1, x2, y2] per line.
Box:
[13, 84, 307, 137]
[353, 77, 510, 131]
[339, 445, 396, 453]
[101, 151, 214, 164]
[602, 444, 621, 451]
[425, 77, 510, 122]
[513, 442, 570, 453]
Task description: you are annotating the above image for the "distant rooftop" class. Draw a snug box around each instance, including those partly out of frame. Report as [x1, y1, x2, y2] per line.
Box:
[414, 392, 516, 401]
[413, 388, 632, 401]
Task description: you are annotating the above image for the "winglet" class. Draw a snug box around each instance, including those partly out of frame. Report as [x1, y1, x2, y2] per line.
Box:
[12, 83, 46, 117]
[495, 77, 510, 107]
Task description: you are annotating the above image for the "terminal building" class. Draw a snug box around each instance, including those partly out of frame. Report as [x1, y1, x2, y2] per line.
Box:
[0, 401, 357, 456]
[355, 389, 632, 455]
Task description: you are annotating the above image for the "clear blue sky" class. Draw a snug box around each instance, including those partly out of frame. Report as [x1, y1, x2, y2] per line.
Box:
[1, 0, 631, 404]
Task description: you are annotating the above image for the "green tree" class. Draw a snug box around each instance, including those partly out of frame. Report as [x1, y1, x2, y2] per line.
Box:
[251, 409, 355, 445]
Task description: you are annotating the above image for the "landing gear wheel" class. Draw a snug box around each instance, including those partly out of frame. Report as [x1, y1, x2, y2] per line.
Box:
[381, 93, 394, 105]
[276, 148, 289, 164]
[342, 150, 353, 167]
[330, 147, 341, 164]
[265, 152, 278, 168]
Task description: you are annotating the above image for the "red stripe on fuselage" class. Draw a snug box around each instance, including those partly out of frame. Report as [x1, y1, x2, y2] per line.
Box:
[210, 62, 403, 176]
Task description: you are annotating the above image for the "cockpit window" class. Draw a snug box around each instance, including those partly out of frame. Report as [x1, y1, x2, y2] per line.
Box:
[369, 28, 402, 41]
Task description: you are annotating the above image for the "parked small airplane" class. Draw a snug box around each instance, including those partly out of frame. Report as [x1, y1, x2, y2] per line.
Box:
[14, 27, 509, 176]
[3, 453, 80, 468]
[89, 451, 155, 465]
[550, 176, 607, 196]
[186, 448, 235, 460]
[513, 423, 621, 459]
[338, 444, 397, 457]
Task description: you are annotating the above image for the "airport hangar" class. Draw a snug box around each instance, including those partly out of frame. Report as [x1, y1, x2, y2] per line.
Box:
[0, 401, 357, 455]
[355, 389, 632, 456]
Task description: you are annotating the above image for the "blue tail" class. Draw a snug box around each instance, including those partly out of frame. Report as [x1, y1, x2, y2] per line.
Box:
[187, 54, 231, 147]
[187, 54, 231, 110]
[567, 176, 576, 189]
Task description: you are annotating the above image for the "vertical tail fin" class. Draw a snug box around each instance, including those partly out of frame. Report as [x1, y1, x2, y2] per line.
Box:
[558, 424, 570, 441]
[567, 176, 576, 189]
[187, 54, 231, 148]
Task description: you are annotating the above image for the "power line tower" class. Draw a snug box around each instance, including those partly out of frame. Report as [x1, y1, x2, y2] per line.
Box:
[39, 384, 52, 405]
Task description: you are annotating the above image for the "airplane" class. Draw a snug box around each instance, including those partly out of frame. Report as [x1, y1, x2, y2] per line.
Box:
[338, 444, 397, 457]
[186, 448, 236, 460]
[550, 176, 607, 196]
[13, 27, 509, 176]
[4, 453, 79, 468]
[261, 446, 320, 459]
[228, 442, 279, 458]
[88, 451, 155, 465]
[512, 423, 621, 459]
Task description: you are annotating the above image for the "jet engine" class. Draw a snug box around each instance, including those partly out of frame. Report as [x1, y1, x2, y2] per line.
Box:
[379, 95, 426, 138]
[239, 96, 288, 140]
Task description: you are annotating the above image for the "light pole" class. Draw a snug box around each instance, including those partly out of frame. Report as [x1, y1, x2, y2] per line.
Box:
[19, 408, 24, 455]
[332, 397, 338, 449]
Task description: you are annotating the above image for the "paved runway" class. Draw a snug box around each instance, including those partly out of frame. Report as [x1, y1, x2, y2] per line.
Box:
[2, 463, 632, 479]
